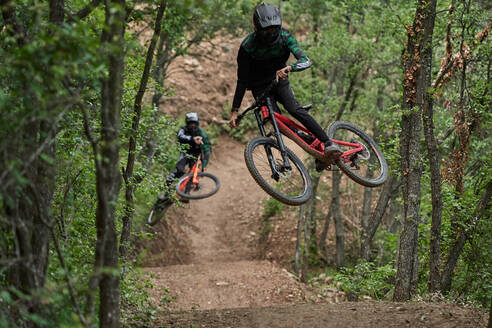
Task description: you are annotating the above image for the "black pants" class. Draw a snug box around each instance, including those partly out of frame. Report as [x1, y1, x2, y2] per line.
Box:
[252, 79, 329, 143]
[165, 152, 197, 187]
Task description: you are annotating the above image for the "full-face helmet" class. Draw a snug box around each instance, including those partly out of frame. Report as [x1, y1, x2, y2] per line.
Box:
[253, 3, 282, 45]
[185, 112, 199, 125]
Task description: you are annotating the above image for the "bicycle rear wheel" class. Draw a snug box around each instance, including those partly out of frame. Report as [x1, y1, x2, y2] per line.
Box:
[244, 137, 312, 205]
[147, 199, 172, 226]
[327, 121, 388, 187]
[175, 172, 220, 200]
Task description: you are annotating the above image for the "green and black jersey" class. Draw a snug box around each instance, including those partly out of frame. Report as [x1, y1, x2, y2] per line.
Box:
[177, 126, 211, 168]
[232, 28, 311, 110]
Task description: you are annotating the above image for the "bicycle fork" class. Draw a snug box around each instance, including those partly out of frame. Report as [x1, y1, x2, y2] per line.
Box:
[254, 97, 292, 180]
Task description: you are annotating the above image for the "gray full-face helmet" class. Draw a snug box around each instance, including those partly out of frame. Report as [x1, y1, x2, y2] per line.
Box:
[253, 3, 282, 45]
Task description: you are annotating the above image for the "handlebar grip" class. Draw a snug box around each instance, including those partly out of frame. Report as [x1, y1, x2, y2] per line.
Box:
[235, 113, 244, 126]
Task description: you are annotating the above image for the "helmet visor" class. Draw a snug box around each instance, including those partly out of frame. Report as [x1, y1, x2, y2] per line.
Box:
[258, 26, 280, 44]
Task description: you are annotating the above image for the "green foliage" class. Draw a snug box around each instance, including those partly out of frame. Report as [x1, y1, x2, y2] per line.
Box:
[263, 197, 284, 219]
[0, 286, 86, 327]
[120, 267, 161, 326]
[221, 105, 259, 142]
[332, 261, 396, 301]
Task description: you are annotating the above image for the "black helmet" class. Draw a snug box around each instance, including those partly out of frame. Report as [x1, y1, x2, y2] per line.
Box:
[253, 3, 281, 45]
[185, 112, 199, 125]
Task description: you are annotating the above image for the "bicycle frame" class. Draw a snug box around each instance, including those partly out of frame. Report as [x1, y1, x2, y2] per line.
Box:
[253, 96, 365, 166]
[178, 153, 203, 193]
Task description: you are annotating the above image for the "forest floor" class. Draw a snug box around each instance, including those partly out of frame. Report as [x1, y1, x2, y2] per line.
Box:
[137, 35, 489, 328]
[140, 138, 487, 328]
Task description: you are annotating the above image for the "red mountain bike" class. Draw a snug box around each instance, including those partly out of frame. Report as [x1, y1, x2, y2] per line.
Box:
[147, 148, 220, 225]
[236, 80, 388, 206]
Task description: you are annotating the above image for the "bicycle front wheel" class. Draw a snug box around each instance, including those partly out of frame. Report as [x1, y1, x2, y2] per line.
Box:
[327, 121, 388, 187]
[175, 172, 220, 200]
[244, 137, 312, 205]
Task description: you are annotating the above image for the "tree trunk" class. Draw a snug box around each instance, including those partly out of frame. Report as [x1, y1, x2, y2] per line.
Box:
[2, 0, 61, 310]
[319, 202, 332, 260]
[332, 170, 344, 268]
[302, 205, 309, 283]
[488, 295, 492, 328]
[423, 58, 443, 293]
[119, 0, 168, 259]
[93, 0, 125, 326]
[388, 193, 402, 233]
[295, 206, 304, 279]
[360, 175, 398, 261]
[394, 0, 437, 302]
[359, 87, 384, 261]
[360, 177, 373, 260]
[335, 69, 358, 121]
[305, 162, 321, 257]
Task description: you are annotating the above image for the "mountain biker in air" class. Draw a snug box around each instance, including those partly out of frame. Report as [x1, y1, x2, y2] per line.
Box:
[159, 112, 211, 203]
[228, 3, 341, 170]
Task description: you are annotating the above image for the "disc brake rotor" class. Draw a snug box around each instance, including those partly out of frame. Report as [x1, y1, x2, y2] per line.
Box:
[274, 159, 292, 178]
[352, 139, 371, 161]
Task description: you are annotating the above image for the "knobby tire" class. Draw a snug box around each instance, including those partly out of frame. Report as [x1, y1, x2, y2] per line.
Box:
[175, 172, 220, 200]
[327, 121, 388, 187]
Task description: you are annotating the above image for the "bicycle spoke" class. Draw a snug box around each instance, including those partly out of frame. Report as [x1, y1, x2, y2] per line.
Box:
[335, 130, 381, 179]
[252, 147, 304, 197]
[327, 122, 388, 187]
[245, 137, 312, 205]
[176, 172, 220, 200]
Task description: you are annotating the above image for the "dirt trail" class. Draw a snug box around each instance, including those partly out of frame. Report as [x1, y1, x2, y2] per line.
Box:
[155, 302, 486, 328]
[145, 136, 315, 311]
[180, 136, 261, 264]
[142, 135, 488, 328]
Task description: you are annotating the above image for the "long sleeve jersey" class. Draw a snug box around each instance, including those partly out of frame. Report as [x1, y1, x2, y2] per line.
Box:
[177, 126, 211, 167]
[232, 28, 311, 110]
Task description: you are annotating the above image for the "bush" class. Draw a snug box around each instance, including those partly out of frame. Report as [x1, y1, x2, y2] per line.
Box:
[263, 197, 284, 219]
[333, 261, 396, 301]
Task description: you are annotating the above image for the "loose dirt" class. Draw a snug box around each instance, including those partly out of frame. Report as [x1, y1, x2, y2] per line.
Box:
[143, 136, 316, 311]
[138, 35, 489, 328]
[154, 302, 486, 328]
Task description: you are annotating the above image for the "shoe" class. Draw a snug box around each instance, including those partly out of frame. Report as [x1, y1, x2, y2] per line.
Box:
[324, 142, 342, 162]
[157, 193, 169, 201]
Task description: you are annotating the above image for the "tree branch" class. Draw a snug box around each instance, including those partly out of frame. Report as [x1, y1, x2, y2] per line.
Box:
[432, 22, 491, 89]
[66, 0, 102, 22]
[50, 226, 89, 327]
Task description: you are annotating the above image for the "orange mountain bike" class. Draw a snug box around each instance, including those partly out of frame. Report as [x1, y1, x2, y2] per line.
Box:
[236, 80, 388, 206]
[147, 148, 220, 225]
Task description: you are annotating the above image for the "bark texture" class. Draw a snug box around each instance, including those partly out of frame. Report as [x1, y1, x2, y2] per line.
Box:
[332, 170, 344, 268]
[394, 0, 437, 302]
[92, 0, 126, 326]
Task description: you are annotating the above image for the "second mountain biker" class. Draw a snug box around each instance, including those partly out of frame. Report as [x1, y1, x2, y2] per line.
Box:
[159, 112, 211, 204]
